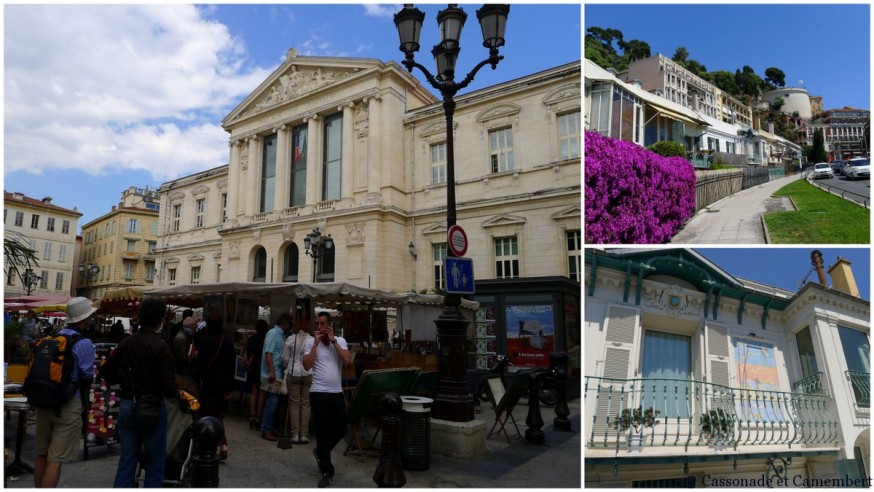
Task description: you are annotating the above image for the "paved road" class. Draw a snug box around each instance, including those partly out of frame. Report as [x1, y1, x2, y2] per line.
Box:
[808, 173, 870, 206]
[4, 395, 581, 488]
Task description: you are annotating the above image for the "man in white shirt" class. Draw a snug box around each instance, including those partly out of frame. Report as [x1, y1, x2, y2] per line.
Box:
[302, 312, 351, 488]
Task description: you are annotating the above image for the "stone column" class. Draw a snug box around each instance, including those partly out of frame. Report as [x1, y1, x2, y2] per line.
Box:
[305, 115, 321, 205]
[274, 125, 290, 211]
[247, 136, 262, 216]
[227, 140, 241, 222]
[339, 102, 355, 201]
[367, 95, 383, 197]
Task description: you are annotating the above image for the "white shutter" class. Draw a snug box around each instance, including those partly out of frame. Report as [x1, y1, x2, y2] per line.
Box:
[592, 306, 640, 442]
[706, 323, 731, 387]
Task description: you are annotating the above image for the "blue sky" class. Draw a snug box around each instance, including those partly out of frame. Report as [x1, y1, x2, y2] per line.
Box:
[696, 248, 871, 300]
[584, 3, 870, 111]
[3, 3, 581, 229]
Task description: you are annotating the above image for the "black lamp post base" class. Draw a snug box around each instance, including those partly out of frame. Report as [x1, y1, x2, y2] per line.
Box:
[432, 307, 474, 422]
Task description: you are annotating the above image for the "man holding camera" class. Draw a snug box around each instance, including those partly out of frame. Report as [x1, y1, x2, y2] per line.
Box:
[302, 312, 351, 488]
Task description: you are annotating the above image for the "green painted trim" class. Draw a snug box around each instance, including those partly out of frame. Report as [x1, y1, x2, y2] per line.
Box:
[585, 449, 839, 466]
[704, 284, 714, 318]
[712, 287, 722, 320]
[738, 293, 748, 324]
[762, 298, 773, 330]
[623, 262, 632, 303]
[587, 253, 597, 297]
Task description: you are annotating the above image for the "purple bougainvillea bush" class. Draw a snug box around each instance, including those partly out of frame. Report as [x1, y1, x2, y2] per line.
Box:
[585, 131, 696, 244]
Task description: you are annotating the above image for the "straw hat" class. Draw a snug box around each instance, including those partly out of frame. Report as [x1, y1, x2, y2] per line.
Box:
[67, 297, 97, 324]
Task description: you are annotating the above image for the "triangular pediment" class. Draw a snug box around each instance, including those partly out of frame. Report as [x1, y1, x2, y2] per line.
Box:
[551, 205, 581, 220]
[421, 223, 447, 236]
[223, 49, 381, 126]
[482, 214, 527, 228]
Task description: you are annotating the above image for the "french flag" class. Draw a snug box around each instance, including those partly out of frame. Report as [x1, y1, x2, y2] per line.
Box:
[295, 131, 306, 161]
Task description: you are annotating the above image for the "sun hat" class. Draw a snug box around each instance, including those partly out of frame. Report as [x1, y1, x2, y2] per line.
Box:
[67, 297, 97, 324]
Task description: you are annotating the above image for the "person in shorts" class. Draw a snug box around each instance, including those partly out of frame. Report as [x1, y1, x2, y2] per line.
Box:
[33, 297, 96, 488]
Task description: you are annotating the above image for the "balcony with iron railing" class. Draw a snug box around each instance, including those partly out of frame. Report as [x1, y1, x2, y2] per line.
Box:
[584, 376, 839, 454]
[791, 372, 825, 395]
[846, 371, 870, 408]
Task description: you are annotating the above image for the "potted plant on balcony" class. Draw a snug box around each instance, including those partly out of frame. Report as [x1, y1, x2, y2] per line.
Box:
[700, 408, 734, 447]
[612, 406, 660, 449]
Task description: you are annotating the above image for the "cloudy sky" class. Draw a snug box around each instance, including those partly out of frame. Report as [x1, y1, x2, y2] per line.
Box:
[3, 3, 582, 226]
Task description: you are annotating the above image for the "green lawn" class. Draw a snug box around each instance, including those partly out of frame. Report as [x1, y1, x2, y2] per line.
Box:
[764, 179, 869, 244]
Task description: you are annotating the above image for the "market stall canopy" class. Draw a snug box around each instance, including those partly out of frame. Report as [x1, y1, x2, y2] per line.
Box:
[5, 294, 72, 305]
[143, 282, 478, 310]
[4, 294, 72, 312]
[94, 286, 156, 315]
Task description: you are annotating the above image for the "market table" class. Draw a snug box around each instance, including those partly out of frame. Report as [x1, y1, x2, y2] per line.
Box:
[4, 394, 33, 480]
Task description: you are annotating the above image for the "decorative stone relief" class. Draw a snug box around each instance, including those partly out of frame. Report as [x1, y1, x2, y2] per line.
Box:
[253, 229, 261, 245]
[240, 65, 352, 118]
[240, 142, 249, 171]
[645, 285, 701, 316]
[346, 223, 365, 247]
[355, 104, 369, 138]
[281, 224, 294, 242]
[228, 240, 241, 259]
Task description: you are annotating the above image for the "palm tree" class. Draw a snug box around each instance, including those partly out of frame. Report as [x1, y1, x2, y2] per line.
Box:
[4, 233, 39, 286]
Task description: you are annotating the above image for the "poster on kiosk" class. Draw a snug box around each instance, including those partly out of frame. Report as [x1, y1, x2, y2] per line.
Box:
[505, 304, 555, 367]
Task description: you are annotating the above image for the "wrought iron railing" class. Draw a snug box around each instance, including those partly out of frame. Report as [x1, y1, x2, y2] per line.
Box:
[846, 371, 870, 408]
[584, 376, 838, 452]
[792, 372, 825, 395]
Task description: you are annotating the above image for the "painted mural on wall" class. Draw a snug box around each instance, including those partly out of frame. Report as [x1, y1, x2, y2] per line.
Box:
[732, 337, 784, 422]
[506, 304, 555, 367]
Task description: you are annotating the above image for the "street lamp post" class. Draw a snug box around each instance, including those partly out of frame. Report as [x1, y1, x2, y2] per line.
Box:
[394, 3, 509, 422]
[78, 263, 100, 297]
[304, 228, 334, 283]
[23, 268, 41, 296]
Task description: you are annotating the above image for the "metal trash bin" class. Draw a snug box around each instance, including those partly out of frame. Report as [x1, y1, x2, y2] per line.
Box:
[399, 396, 433, 471]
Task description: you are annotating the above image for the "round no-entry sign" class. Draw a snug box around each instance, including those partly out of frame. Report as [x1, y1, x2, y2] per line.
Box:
[448, 225, 468, 257]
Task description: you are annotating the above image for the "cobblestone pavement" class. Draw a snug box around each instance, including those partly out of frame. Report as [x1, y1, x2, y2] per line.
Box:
[4, 395, 581, 488]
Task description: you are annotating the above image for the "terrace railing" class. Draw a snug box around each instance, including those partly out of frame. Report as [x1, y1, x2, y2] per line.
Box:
[585, 376, 838, 452]
[846, 371, 870, 408]
[792, 372, 825, 395]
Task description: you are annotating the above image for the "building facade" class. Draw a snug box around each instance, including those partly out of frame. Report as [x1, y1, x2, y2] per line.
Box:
[79, 187, 161, 300]
[762, 87, 813, 120]
[155, 51, 582, 368]
[4, 191, 82, 297]
[584, 249, 870, 487]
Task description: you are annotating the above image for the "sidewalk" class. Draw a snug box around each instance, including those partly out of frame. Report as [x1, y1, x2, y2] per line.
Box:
[4, 396, 581, 488]
[670, 174, 801, 244]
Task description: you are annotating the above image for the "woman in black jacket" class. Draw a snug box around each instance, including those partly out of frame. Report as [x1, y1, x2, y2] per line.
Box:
[193, 317, 236, 459]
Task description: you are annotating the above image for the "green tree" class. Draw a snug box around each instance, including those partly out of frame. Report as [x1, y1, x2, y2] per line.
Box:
[684, 59, 708, 78]
[618, 39, 651, 64]
[734, 66, 765, 98]
[585, 27, 625, 70]
[772, 97, 785, 111]
[810, 129, 828, 163]
[672, 47, 689, 65]
[764, 67, 786, 87]
[709, 71, 739, 95]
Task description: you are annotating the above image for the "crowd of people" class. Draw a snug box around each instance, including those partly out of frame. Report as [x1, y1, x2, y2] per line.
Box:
[28, 297, 348, 488]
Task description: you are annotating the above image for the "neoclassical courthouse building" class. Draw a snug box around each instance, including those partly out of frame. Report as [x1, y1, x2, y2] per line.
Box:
[154, 50, 581, 369]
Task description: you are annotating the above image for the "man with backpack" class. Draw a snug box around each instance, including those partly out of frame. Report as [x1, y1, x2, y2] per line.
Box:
[27, 297, 96, 488]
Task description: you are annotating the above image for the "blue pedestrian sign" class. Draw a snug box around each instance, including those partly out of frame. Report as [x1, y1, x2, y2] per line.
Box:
[445, 257, 475, 294]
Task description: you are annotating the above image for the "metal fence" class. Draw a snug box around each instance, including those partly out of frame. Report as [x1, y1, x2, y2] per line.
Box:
[584, 376, 839, 452]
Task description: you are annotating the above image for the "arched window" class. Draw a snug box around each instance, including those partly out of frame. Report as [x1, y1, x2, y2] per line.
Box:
[283, 244, 299, 282]
[253, 247, 267, 282]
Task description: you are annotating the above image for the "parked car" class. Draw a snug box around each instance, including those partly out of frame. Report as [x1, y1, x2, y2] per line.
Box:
[812, 162, 834, 179]
[844, 158, 870, 180]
